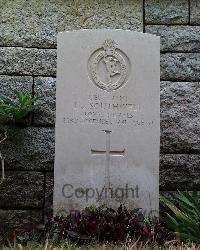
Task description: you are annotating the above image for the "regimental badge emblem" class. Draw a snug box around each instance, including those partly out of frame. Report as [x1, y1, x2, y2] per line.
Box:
[88, 39, 130, 92]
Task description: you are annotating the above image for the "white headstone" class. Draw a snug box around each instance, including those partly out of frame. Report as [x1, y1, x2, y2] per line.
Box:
[54, 29, 160, 217]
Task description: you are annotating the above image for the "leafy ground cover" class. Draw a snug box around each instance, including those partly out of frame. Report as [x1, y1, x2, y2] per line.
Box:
[1, 205, 172, 249]
[1, 192, 200, 249]
[44, 206, 170, 244]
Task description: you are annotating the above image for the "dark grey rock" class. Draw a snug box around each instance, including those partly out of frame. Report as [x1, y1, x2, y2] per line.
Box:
[146, 26, 200, 52]
[0, 127, 55, 171]
[34, 77, 56, 126]
[161, 81, 200, 153]
[190, 0, 200, 24]
[0, 47, 56, 76]
[160, 154, 200, 190]
[0, 209, 42, 234]
[161, 53, 200, 81]
[0, 171, 44, 207]
[44, 172, 54, 219]
[0, 0, 142, 48]
[145, 0, 189, 24]
[0, 76, 33, 98]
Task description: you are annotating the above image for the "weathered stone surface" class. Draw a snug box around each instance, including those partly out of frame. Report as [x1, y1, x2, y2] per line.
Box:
[0, 209, 42, 234]
[190, 0, 200, 24]
[44, 172, 54, 219]
[161, 81, 200, 153]
[0, 76, 32, 98]
[145, 0, 189, 24]
[0, 47, 56, 76]
[54, 30, 160, 213]
[160, 154, 200, 190]
[146, 26, 200, 52]
[0, 0, 142, 48]
[0, 127, 55, 171]
[34, 77, 56, 126]
[0, 171, 44, 207]
[161, 53, 200, 81]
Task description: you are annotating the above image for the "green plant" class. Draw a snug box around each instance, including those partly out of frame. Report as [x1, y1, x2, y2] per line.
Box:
[0, 91, 40, 183]
[36, 205, 171, 245]
[160, 191, 200, 243]
[0, 91, 40, 125]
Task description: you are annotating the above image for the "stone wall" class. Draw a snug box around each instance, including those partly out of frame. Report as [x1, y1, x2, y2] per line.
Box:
[0, 0, 199, 231]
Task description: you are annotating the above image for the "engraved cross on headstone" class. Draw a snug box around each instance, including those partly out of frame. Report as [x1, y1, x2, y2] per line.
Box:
[91, 130, 125, 190]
